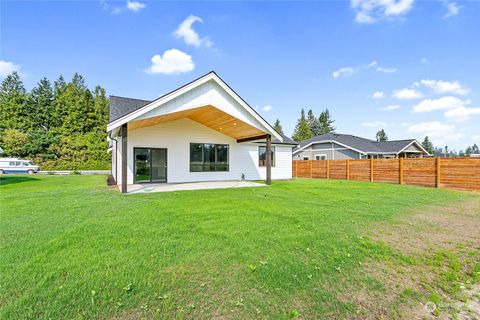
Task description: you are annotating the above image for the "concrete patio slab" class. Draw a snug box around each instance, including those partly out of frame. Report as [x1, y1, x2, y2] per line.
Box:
[127, 180, 266, 194]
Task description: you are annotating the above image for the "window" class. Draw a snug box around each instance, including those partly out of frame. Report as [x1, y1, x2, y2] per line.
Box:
[15, 162, 21, 166]
[315, 154, 327, 160]
[258, 146, 275, 167]
[190, 143, 229, 172]
[302, 156, 310, 160]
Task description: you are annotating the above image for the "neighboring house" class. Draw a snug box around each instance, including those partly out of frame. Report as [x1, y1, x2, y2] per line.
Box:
[107, 71, 297, 193]
[293, 133, 429, 160]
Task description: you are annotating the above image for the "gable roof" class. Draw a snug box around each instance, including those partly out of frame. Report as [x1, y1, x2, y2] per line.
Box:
[109, 96, 150, 122]
[279, 133, 297, 145]
[107, 71, 283, 142]
[293, 133, 429, 155]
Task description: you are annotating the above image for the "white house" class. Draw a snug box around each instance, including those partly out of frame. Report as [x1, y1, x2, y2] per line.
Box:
[107, 71, 297, 193]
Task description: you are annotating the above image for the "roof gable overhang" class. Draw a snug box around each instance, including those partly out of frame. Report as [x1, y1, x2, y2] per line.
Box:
[107, 72, 283, 142]
[396, 140, 430, 155]
[293, 139, 368, 155]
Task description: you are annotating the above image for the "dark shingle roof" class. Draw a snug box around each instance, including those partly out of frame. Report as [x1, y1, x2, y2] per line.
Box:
[295, 133, 421, 154]
[373, 140, 417, 153]
[279, 133, 297, 145]
[109, 96, 151, 122]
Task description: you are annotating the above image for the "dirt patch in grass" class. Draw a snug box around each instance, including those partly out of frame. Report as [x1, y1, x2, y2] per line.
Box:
[339, 197, 480, 320]
[372, 197, 480, 255]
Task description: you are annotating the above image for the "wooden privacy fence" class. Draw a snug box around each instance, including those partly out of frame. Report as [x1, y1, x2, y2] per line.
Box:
[292, 157, 480, 191]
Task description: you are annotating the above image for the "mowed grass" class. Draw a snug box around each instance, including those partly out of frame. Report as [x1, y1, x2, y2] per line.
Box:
[0, 175, 476, 319]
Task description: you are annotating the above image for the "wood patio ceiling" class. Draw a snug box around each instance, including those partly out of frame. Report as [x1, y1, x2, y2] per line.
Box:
[128, 105, 266, 140]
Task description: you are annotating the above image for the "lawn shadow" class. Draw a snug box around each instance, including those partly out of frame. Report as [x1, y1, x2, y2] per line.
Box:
[0, 175, 40, 186]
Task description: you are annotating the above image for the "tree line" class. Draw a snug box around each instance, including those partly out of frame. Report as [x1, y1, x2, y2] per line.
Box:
[0, 72, 110, 170]
[273, 108, 335, 141]
[273, 109, 478, 157]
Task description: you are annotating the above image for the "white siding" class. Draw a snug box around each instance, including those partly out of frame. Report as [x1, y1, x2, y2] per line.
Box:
[111, 140, 118, 181]
[136, 80, 271, 134]
[116, 118, 292, 184]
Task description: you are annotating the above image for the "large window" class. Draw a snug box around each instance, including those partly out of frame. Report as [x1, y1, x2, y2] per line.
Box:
[259, 146, 275, 167]
[190, 143, 229, 172]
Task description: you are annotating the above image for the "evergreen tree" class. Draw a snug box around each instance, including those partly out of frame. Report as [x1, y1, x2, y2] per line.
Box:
[30, 77, 54, 132]
[0, 72, 111, 170]
[472, 143, 479, 154]
[306, 109, 321, 135]
[465, 146, 473, 156]
[273, 119, 284, 135]
[318, 108, 335, 134]
[292, 109, 314, 141]
[375, 129, 388, 142]
[0, 71, 30, 131]
[421, 136, 434, 154]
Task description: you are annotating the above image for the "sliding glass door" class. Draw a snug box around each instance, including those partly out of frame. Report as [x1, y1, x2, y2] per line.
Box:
[134, 148, 167, 183]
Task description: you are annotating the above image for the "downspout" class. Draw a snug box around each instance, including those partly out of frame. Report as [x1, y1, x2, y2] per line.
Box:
[108, 131, 118, 183]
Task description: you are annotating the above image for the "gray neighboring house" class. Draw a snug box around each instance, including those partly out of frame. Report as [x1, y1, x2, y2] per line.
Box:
[293, 133, 429, 160]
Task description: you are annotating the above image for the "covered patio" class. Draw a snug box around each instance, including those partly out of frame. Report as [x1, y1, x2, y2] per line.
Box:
[127, 180, 266, 194]
[107, 72, 295, 193]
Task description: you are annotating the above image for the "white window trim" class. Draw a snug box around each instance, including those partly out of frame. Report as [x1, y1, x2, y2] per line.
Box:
[314, 154, 327, 160]
[302, 156, 310, 160]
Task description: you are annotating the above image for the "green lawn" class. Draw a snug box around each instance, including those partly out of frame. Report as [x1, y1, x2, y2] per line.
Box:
[0, 175, 478, 319]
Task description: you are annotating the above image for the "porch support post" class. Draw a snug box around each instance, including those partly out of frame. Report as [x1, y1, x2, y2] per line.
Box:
[266, 134, 272, 185]
[121, 123, 128, 194]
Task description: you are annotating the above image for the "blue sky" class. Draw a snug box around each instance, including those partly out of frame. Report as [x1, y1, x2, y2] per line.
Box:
[1, 0, 479, 150]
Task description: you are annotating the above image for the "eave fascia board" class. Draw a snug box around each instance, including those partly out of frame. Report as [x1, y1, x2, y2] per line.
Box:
[396, 140, 430, 156]
[293, 140, 367, 155]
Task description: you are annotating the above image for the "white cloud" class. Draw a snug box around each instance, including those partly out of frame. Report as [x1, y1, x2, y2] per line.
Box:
[333, 61, 394, 79]
[407, 121, 464, 145]
[379, 105, 401, 111]
[262, 105, 273, 112]
[351, 0, 415, 24]
[444, 106, 480, 122]
[412, 96, 467, 113]
[376, 66, 397, 73]
[174, 15, 213, 48]
[393, 88, 423, 99]
[372, 91, 385, 98]
[361, 121, 388, 127]
[102, 0, 146, 14]
[332, 67, 354, 79]
[473, 135, 480, 141]
[145, 49, 194, 75]
[443, 1, 461, 18]
[0, 60, 20, 77]
[126, 1, 146, 12]
[419, 79, 470, 95]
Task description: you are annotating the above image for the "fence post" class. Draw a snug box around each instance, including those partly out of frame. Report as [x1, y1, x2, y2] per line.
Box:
[436, 157, 441, 188]
[399, 158, 404, 185]
[346, 160, 350, 180]
[295, 160, 298, 178]
[310, 160, 313, 179]
[370, 159, 374, 182]
[326, 160, 330, 179]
